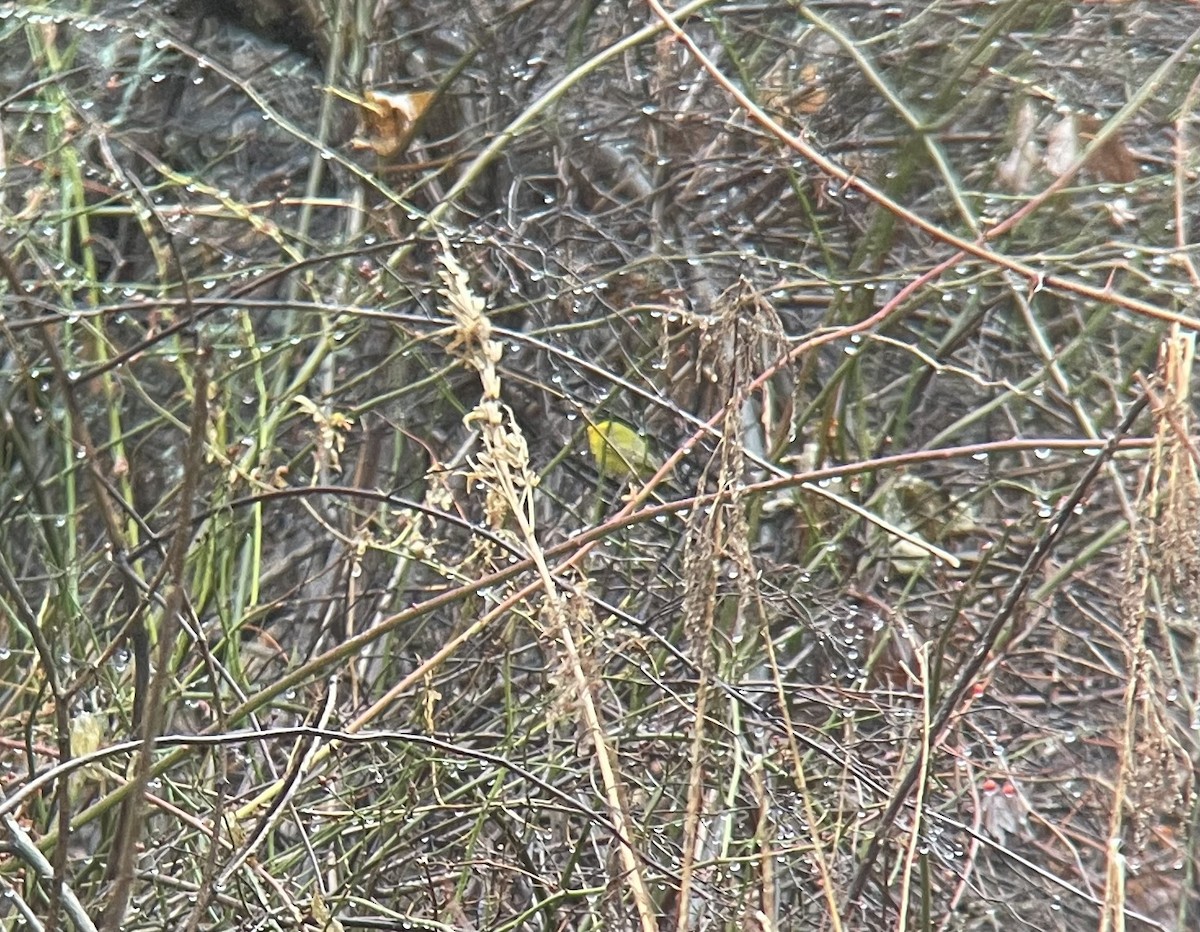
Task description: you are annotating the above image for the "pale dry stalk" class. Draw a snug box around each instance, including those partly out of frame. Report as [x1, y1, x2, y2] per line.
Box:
[438, 245, 660, 932]
[1104, 332, 1197, 931]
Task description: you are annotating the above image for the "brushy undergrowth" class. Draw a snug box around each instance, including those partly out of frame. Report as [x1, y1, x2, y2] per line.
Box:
[1, 1, 1199, 930]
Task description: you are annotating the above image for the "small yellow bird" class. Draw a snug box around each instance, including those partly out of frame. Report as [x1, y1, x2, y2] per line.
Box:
[586, 420, 654, 480]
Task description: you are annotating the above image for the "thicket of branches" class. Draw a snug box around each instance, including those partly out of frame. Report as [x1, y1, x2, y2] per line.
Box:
[2, 1, 1199, 930]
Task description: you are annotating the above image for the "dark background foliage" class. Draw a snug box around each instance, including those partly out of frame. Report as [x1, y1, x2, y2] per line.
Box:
[2, 1, 1199, 929]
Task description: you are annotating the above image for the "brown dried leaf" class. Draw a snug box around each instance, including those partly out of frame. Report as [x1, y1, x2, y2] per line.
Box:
[763, 63, 827, 120]
[1079, 114, 1138, 184]
[353, 89, 435, 158]
[792, 64, 828, 115]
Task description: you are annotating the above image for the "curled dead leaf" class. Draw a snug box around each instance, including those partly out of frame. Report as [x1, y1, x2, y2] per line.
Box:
[763, 63, 828, 120]
[792, 64, 829, 116]
[1079, 114, 1138, 184]
[352, 88, 436, 158]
